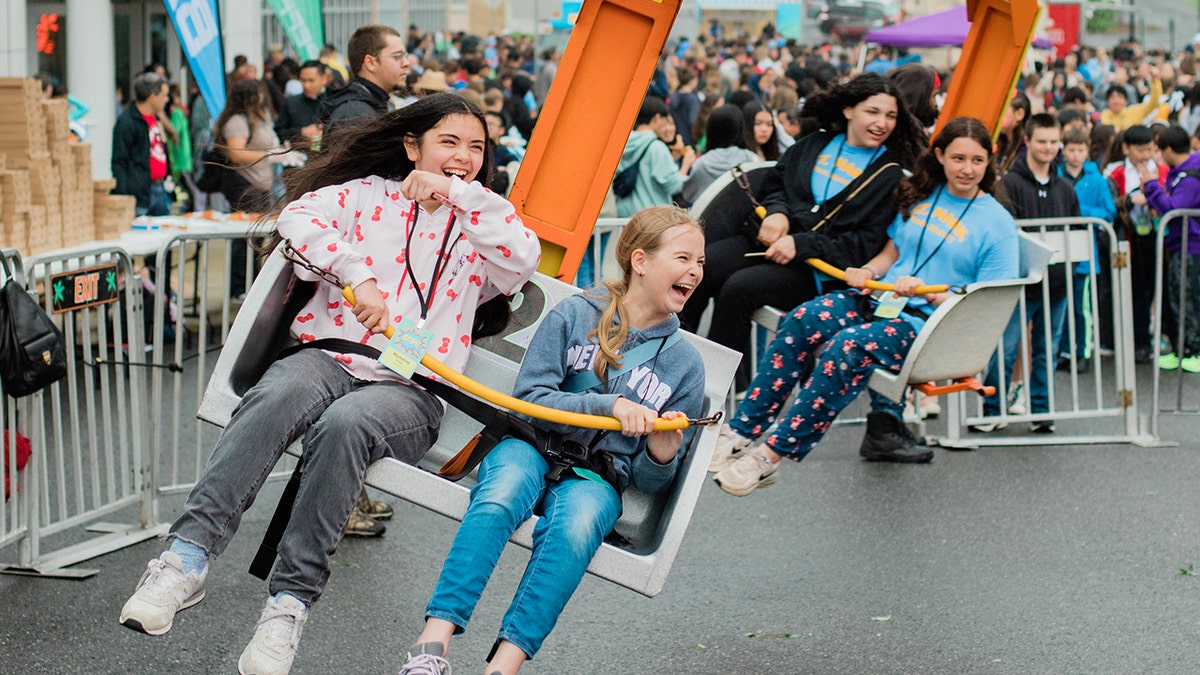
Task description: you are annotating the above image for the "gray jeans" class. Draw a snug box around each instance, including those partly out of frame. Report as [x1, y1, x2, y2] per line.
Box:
[171, 349, 442, 606]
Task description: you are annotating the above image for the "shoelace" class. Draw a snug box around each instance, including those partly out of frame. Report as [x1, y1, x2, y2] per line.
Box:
[139, 558, 184, 600]
[257, 600, 307, 652]
[401, 652, 452, 675]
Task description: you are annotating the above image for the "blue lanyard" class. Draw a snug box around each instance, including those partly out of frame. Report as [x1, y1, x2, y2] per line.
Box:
[909, 186, 978, 278]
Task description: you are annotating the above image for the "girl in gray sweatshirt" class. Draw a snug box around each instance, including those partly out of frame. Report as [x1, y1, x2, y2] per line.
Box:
[400, 206, 708, 675]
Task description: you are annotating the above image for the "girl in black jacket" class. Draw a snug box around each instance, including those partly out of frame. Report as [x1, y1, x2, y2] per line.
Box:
[681, 73, 923, 389]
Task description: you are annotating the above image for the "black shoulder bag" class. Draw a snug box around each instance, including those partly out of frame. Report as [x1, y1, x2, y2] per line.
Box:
[0, 252, 67, 397]
[612, 141, 656, 198]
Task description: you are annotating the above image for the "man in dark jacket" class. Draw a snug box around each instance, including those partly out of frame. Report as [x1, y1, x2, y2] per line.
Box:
[275, 61, 327, 147]
[977, 114, 1081, 433]
[321, 24, 409, 135]
[1142, 125, 1200, 370]
[112, 72, 170, 216]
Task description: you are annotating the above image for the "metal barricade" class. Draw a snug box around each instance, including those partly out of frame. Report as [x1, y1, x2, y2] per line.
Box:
[588, 217, 628, 287]
[1151, 208, 1200, 434]
[938, 217, 1153, 447]
[0, 247, 167, 578]
[148, 231, 282, 504]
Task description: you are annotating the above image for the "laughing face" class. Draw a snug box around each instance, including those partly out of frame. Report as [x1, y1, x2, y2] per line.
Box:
[405, 113, 487, 183]
[635, 224, 705, 319]
[843, 93, 898, 149]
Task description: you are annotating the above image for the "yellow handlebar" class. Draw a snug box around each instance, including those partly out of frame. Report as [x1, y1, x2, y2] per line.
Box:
[805, 258, 950, 295]
[341, 286, 690, 432]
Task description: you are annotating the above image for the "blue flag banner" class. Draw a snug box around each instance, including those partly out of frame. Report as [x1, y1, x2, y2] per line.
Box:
[162, 0, 226, 118]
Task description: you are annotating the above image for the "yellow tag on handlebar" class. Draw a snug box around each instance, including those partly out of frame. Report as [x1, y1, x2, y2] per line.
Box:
[380, 317, 434, 379]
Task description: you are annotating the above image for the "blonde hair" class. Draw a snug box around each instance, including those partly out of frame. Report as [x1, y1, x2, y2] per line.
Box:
[587, 205, 702, 380]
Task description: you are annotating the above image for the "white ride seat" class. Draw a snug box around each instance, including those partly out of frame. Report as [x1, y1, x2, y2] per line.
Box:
[868, 232, 1055, 402]
[196, 244, 740, 597]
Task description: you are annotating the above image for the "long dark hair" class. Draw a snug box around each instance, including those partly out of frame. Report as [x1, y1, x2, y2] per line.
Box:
[888, 63, 939, 130]
[997, 91, 1031, 174]
[706, 104, 749, 150]
[800, 72, 923, 167]
[213, 79, 272, 144]
[895, 117, 999, 218]
[277, 92, 493, 205]
[742, 100, 780, 160]
[262, 93, 505, 336]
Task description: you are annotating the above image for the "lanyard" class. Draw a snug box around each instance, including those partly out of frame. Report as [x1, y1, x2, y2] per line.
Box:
[401, 201, 461, 324]
[586, 332, 672, 453]
[909, 186, 978, 278]
[818, 137, 883, 207]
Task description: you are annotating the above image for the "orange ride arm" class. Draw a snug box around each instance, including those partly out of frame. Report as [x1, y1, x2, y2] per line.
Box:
[507, 0, 683, 283]
[932, 0, 1041, 141]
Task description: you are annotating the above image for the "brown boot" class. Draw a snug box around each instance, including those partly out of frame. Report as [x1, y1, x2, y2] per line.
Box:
[344, 503, 385, 537]
[356, 488, 394, 521]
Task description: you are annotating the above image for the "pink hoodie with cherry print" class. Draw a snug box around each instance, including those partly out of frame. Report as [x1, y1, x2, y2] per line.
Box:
[276, 174, 540, 382]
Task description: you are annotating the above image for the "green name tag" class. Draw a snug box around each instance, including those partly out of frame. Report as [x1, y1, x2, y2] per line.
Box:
[872, 291, 909, 319]
[572, 467, 607, 485]
[379, 317, 434, 378]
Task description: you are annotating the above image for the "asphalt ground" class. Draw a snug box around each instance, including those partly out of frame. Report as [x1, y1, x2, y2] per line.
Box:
[2, 375, 1200, 674]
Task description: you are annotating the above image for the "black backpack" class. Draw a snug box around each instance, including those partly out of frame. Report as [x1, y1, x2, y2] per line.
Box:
[612, 141, 655, 198]
[195, 144, 228, 193]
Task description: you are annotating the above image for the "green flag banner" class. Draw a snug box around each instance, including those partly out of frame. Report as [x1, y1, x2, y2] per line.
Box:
[266, 0, 324, 62]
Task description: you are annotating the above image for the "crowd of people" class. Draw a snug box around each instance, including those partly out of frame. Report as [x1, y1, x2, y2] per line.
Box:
[97, 19, 1200, 675]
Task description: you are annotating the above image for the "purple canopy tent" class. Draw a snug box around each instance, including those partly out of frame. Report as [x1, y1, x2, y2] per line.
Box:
[863, 5, 1052, 49]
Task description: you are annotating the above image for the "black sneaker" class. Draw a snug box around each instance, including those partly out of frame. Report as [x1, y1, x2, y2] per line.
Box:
[859, 412, 934, 463]
[1029, 421, 1056, 434]
[1134, 344, 1153, 364]
[1057, 355, 1091, 372]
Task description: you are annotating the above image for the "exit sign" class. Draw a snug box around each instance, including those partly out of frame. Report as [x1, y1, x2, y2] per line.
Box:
[50, 263, 120, 313]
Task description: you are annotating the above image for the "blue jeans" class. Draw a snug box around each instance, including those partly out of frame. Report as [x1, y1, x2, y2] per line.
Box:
[575, 231, 611, 288]
[982, 295, 1068, 415]
[425, 438, 621, 658]
[730, 291, 918, 461]
[135, 182, 171, 217]
[171, 350, 442, 606]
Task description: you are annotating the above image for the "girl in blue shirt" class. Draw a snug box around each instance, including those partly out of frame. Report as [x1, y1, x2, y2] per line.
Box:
[713, 117, 1020, 496]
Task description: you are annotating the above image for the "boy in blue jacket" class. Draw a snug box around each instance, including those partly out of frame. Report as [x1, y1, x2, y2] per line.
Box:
[1140, 125, 1200, 371]
[1056, 127, 1116, 370]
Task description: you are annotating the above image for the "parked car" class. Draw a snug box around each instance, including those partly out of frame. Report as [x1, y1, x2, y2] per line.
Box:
[818, 0, 901, 42]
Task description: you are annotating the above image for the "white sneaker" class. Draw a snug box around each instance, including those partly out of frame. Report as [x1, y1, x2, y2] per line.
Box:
[399, 648, 452, 675]
[1006, 383, 1027, 415]
[119, 551, 207, 636]
[713, 447, 780, 497]
[238, 594, 308, 675]
[708, 424, 753, 472]
[918, 396, 941, 419]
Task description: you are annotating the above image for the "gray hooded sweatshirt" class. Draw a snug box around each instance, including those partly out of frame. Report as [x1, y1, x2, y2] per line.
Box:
[514, 289, 707, 494]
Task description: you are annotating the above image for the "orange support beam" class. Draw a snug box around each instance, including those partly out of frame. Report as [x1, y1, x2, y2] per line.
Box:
[913, 378, 996, 398]
[933, 0, 1040, 140]
[507, 0, 683, 282]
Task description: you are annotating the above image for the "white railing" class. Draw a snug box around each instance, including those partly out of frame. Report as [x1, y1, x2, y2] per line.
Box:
[1151, 208, 1200, 436]
[0, 247, 167, 578]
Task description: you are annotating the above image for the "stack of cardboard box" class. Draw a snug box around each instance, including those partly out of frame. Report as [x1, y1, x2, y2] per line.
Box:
[0, 77, 136, 257]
